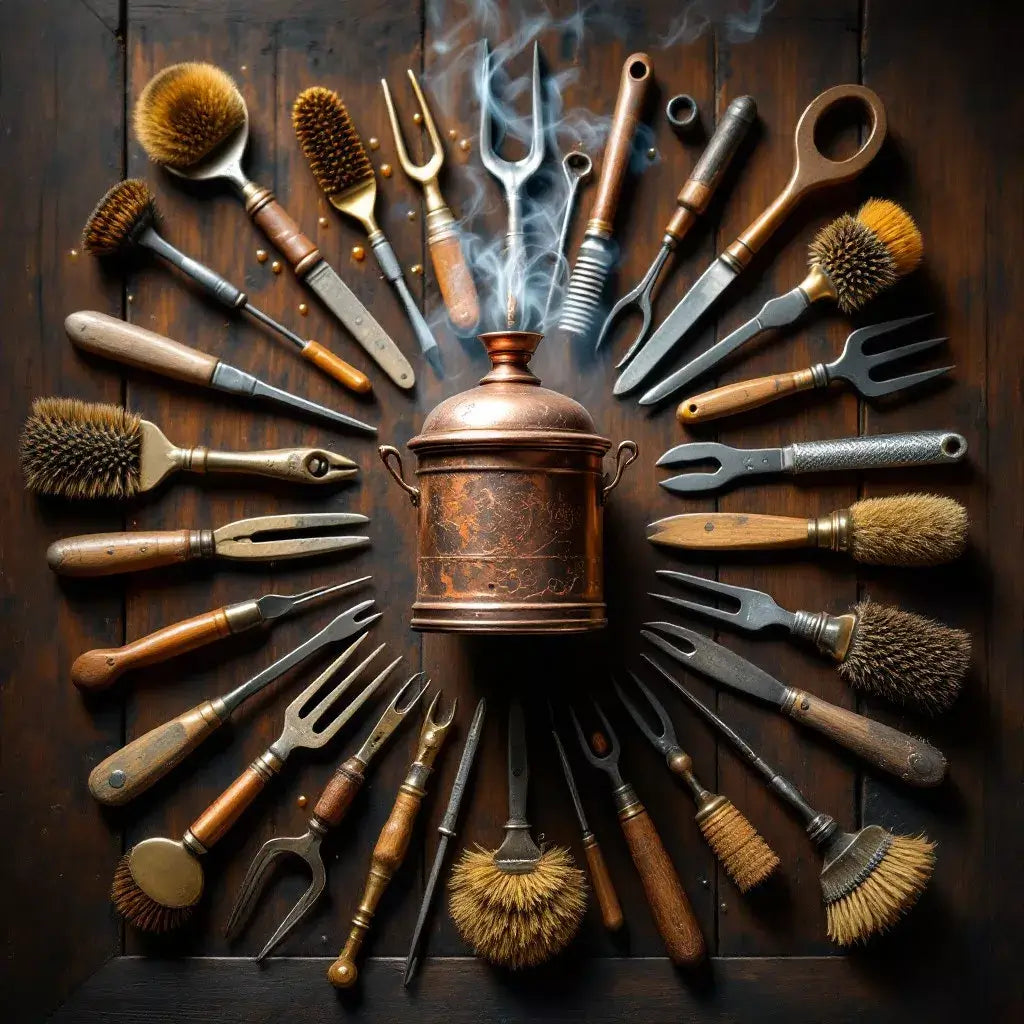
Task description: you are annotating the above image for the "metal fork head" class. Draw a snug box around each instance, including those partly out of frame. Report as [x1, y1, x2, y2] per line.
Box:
[601, 245, 673, 359]
[214, 512, 371, 559]
[381, 69, 444, 182]
[613, 672, 679, 758]
[833, 314, 951, 398]
[651, 569, 785, 632]
[569, 701, 625, 790]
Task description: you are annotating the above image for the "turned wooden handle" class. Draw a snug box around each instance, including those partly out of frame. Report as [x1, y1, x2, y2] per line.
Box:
[583, 833, 624, 932]
[427, 232, 480, 333]
[328, 786, 424, 988]
[88, 700, 225, 806]
[47, 530, 204, 576]
[785, 690, 947, 787]
[678, 368, 817, 423]
[649, 512, 811, 551]
[312, 755, 367, 828]
[300, 341, 372, 394]
[64, 311, 220, 386]
[619, 805, 706, 965]
[189, 764, 272, 849]
[71, 608, 233, 691]
[248, 193, 321, 275]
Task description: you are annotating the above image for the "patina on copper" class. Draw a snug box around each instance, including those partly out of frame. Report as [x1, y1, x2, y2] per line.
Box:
[380, 331, 637, 633]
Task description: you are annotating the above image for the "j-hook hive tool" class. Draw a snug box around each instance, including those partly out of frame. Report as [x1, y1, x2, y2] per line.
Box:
[614, 84, 887, 396]
[479, 38, 544, 328]
[46, 511, 370, 577]
[656, 429, 967, 495]
[224, 670, 429, 960]
[598, 96, 757, 361]
[641, 623, 947, 788]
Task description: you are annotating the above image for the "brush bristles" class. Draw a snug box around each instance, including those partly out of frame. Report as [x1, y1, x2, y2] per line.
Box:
[135, 62, 245, 168]
[448, 845, 586, 969]
[698, 800, 779, 892]
[824, 833, 935, 945]
[841, 600, 970, 714]
[808, 199, 921, 313]
[849, 493, 968, 566]
[20, 397, 142, 500]
[83, 179, 156, 255]
[111, 854, 195, 933]
[292, 87, 374, 198]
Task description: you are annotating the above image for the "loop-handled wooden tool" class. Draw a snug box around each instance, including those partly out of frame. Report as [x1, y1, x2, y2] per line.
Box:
[328, 692, 456, 988]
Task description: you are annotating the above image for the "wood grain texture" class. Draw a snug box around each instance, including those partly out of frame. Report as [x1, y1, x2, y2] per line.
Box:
[582, 833, 625, 931]
[312, 755, 367, 827]
[189, 763, 272, 848]
[678, 368, 817, 422]
[47, 529, 203, 576]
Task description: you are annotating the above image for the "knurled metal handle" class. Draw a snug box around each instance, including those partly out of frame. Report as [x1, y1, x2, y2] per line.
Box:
[786, 431, 967, 475]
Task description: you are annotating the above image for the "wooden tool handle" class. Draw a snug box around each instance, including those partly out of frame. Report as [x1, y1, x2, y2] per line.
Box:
[300, 341, 372, 394]
[189, 763, 273, 849]
[427, 232, 480, 333]
[328, 786, 424, 988]
[588, 54, 653, 229]
[71, 608, 233, 691]
[650, 512, 811, 551]
[619, 804, 706, 965]
[785, 690, 947, 787]
[583, 833, 624, 932]
[88, 700, 225, 805]
[312, 756, 367, 828]
[247, 191, 321, 276]
[47, 530, 206, 576]
[678, 368, 817, 423]
[64, 311, 219, 386]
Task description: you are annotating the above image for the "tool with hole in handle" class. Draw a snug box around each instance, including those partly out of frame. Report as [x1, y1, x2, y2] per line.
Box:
[87, 605, 380, 806]
[569, 700, 706, 966]
[71, 576, 370, 691]
[328, 692, 456, 988]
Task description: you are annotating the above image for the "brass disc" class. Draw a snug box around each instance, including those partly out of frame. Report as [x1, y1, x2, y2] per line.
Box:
[128, 837, 204, 908]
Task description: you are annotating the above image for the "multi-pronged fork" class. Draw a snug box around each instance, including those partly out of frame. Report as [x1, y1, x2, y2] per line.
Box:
[225, 671, 429, 960]
[678, 314, 951, 423]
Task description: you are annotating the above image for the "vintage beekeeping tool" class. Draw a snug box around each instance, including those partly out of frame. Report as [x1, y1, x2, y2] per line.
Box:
[64, 311, 377, 435]
[656, 429, 967, 495]
[225, 672, 429, 960]
[542, 150, 593, 324]
[559, 53, 653, 339]
[381, 69, 480, 334]
[598, 95, 757, 359]
[479, 38, 545, 328]
[642, 623, 947, 786]
[87, 607, 380, 806]
[46, 511, 370, 577]
[71, 576, 370, 691]
[328, 692, 457, 988]
[111, 640, 397, 933]
[678, 314, 950, 422]
[404, 698, 488, 985]
[570, 701, 706, 965]
[615, 84, 887, 395]
[133, 61, 414, 390]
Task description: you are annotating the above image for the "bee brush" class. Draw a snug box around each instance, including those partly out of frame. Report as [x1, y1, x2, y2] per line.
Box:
[643, 654, 936, 946]
[82, 180, 370, 394]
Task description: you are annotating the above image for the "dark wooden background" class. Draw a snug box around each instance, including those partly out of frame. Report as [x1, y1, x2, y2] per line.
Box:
[1, 1, 1021, 1020]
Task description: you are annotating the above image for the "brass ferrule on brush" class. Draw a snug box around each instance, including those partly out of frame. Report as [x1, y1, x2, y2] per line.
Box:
[421, 179, 458, 243]
[807, 509, 851, 552]
[796, 263, 839, 305]
[790, 609, 859, 661]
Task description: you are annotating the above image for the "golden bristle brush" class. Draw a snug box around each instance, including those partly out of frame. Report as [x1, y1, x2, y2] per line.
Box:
[133, 62, 414, 391]
[614, 673, 779, 892]
[645, 654, 935, 946]
[448, 701, 587, 970]
[20, 397, 357, 499]
[638, 198, 923, 406]
[648, 492, 968, 567]
[292, 86, 441, 373]
[82, 180, 370, 394]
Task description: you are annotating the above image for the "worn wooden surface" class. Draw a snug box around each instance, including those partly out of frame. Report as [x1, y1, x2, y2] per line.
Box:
[1, 0, 1021, 1020]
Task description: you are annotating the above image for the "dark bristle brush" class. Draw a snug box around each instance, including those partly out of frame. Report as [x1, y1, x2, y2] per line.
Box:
[82, 179, 370, 394]
[643, 654, 936, 947]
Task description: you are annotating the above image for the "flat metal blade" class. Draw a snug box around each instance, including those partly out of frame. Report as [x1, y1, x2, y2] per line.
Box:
[551, 727, 590, 834]
[403, 833, 450, 986]
[248, 377, 377, 436]
[613, 257, 738, 395]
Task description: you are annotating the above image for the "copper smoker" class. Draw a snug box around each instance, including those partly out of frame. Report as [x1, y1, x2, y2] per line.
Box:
[380, 331, 637, 633]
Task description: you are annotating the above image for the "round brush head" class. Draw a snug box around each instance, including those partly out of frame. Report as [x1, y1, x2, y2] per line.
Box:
[82, 179, 156, 255]
[110, 842, 202, 933]
[822, 828, 935, 946]
[448, 845, 587, 969]
[135, 62, 246, 168]
[848, 493, 968, 566]
[697, 797, 779, 893]
[20, 397, 142, 500]
[840, 600, 970, 714]
[292, 86, 373, 198]
[808, 198, 923, 313]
